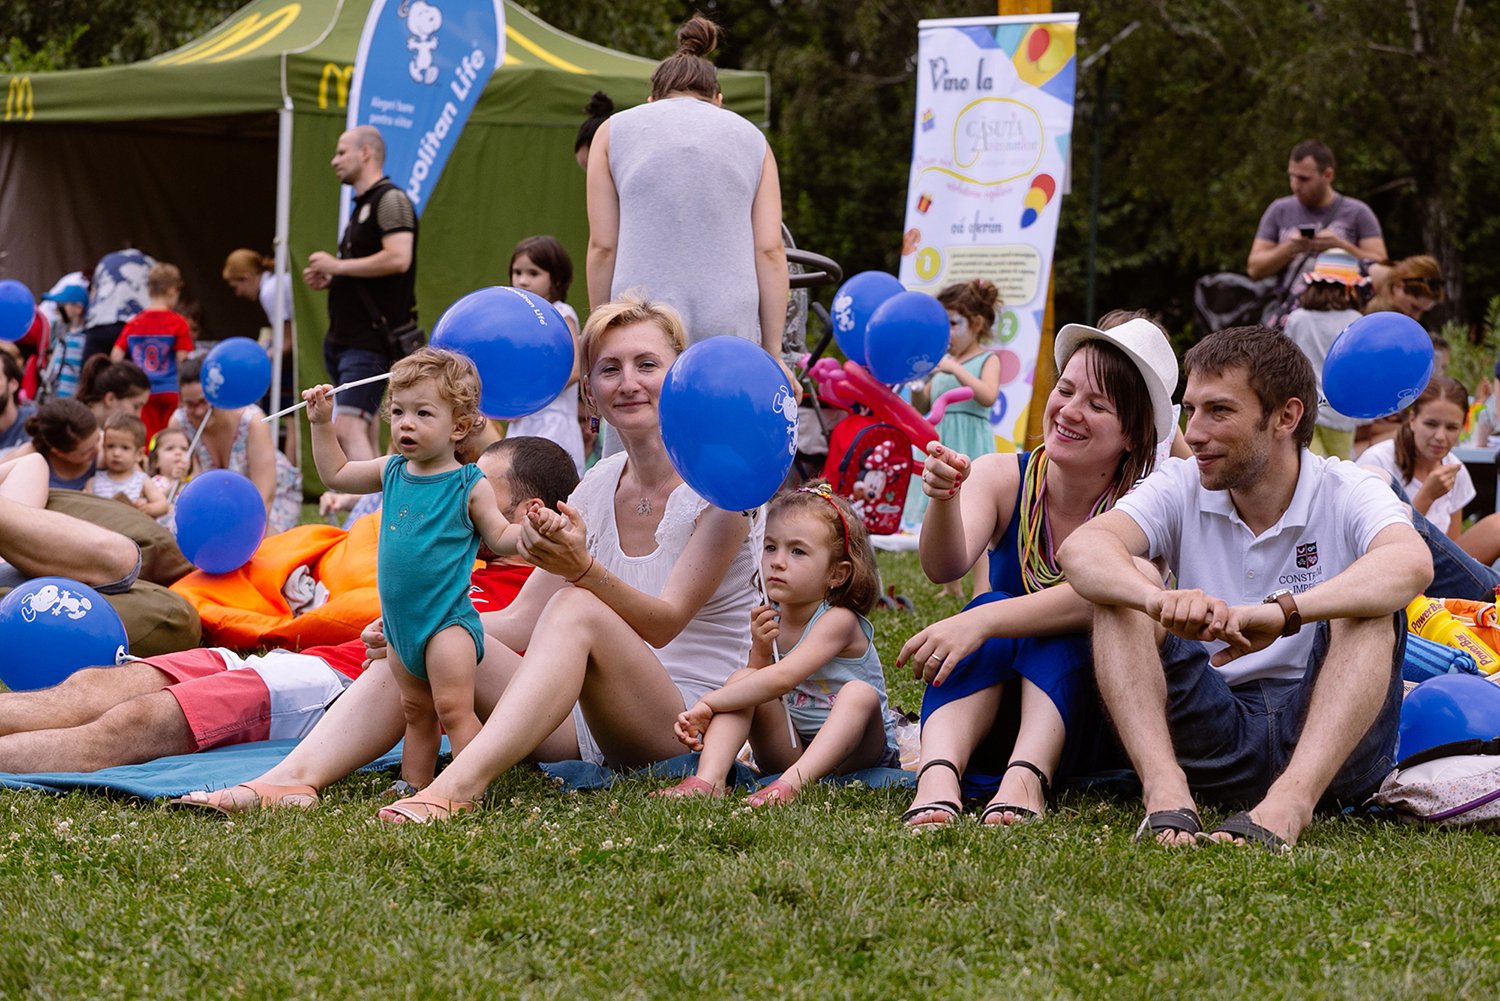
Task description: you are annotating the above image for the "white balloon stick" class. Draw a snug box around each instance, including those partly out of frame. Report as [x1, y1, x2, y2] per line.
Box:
[259, 372, 393, 422]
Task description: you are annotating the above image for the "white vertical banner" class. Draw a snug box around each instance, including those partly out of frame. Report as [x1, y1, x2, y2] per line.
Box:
[899, 14, 1078, 448]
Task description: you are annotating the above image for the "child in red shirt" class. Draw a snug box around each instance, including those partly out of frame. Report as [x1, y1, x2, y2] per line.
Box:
[113, 262, 194, 439]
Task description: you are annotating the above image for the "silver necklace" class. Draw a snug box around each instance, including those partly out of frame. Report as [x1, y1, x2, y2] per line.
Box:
[632, 471, 674, 516]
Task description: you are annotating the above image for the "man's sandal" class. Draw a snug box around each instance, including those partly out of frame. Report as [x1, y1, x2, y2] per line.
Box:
[376, 792, 477, 825]
[901, 758, 964, 830]
[1131, 807, 1204, 845]
[978, 759, 1051, 826]
[1199, 811, 1292, 855]
[173, 780, 320, 815]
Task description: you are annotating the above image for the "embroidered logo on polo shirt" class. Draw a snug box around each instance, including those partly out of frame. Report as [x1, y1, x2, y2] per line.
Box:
[1295, 542, 1319, 569]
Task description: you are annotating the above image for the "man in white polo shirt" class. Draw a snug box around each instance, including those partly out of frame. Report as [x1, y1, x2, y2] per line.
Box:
[1058, 326, 1431, 852]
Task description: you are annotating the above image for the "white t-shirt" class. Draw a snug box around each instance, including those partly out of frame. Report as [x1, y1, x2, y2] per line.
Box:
[1356, 438, 1475, 532]
[258, 271, 293, 327]
[507, 301, 584, 475]
[1114, 452, 1410, 685]
[566, 452, 762, 761]
[1283, 308, 1362, 432]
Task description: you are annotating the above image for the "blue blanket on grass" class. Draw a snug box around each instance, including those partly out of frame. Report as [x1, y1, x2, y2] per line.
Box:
[0, 742, 912, 800]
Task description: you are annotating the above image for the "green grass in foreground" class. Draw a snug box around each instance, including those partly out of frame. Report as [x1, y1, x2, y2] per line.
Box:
[2, 552, 1499, 999]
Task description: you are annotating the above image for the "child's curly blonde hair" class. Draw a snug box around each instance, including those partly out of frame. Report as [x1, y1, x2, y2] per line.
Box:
[385, 347, 486, 442]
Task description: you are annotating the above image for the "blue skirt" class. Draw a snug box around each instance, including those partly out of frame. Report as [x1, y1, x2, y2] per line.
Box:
[918, 591, 1107, 799]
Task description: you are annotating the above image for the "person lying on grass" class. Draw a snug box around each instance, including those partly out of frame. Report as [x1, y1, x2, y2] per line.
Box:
[1058, 325, 1432, 852]
[656, 481, 899, 805]
[4, 437, 577, 778]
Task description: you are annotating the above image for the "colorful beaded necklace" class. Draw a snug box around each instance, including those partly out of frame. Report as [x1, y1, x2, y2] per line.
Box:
[1016, 447, 1119, 594]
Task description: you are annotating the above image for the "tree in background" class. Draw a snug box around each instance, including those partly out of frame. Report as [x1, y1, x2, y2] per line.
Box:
[527, 0, 1500, 346]
[9, 0, 1497, 345]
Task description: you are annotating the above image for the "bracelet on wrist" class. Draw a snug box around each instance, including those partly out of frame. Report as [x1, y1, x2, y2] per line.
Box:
[567, 557, 595, 585]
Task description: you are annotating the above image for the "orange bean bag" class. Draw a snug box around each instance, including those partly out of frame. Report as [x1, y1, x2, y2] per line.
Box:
[170, 512, 382, 650]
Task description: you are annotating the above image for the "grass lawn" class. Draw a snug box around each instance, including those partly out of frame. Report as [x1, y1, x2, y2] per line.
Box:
[3, 551, 1499, 999]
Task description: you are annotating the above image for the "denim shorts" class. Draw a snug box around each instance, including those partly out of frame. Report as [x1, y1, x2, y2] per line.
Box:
[1159, 616, 1404, 811]
[322, 342, 389, 419]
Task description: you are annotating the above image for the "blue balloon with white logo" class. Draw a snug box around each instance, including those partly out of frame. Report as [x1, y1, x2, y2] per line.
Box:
[660, 336, 798, 512]
[202, 337, 273, 409]
[830, 272, 904, 368]
[431, 286, 575, 419]
[175, 470, 267, 574]
[864, 290, 949, 384]
[0, 577, 128, 691]
[1397, 673, 1500, 762]
[1322, 311, 1434, 420]
[0, 280, 34, 343]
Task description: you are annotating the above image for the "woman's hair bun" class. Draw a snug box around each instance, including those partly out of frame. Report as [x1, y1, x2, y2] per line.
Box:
[970, 278, 1000, 308]
[676, 14, 720, 57]
[583, 91, 615, 118]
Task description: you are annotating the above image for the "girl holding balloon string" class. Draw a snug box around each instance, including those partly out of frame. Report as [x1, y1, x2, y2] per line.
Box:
[504, 236, 586, 475]
[657, 481, 899, 805]
[907, 278, 1004, 599]
[302, 346, 557, 793]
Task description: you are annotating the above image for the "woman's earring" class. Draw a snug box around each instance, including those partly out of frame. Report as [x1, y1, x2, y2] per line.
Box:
[588, 414, 600, 433]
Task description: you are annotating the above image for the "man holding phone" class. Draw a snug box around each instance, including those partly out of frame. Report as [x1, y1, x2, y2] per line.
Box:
[1247, 139, 1387, 290]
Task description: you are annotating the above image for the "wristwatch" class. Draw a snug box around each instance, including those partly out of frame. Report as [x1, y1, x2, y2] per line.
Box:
[1263, 589, 1302, 637]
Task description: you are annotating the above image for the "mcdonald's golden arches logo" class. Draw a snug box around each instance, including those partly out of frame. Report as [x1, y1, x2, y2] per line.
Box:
[157, 4, 301, 66]
[319, 63, 354, 109]
[5, 76, 34, 122]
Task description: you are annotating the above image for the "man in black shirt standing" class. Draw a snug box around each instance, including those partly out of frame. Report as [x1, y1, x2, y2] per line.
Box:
[304, 125, 417, 461]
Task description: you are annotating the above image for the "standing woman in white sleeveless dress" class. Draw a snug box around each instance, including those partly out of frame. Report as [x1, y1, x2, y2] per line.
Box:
[585, 13, 788, 355]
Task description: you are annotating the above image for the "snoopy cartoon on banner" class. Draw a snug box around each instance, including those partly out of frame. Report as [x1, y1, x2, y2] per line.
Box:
[403, 0, 443, 85]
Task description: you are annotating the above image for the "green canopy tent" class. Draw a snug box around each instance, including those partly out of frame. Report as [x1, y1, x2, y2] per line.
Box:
[0, 0, 768, 445]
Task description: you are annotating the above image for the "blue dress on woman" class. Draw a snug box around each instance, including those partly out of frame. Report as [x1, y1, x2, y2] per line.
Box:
[917, 451, 1110, 799]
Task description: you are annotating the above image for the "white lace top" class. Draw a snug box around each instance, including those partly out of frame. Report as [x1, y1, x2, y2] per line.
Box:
[568, 452, 762, 702]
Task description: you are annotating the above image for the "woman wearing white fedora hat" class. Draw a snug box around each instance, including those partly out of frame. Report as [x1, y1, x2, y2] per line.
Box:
[899, 315, 1179, 828]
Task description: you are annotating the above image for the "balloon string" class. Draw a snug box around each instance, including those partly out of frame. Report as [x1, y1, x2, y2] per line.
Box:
[259, 372, 394, 423]
[168, 406, 214, 505]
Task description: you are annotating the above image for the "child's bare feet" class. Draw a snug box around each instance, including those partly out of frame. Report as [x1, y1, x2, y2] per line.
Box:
[650, 775, 724, 799]
[745, 777, 799, 808]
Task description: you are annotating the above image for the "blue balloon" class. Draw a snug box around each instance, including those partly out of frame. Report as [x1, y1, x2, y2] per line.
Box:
[830, 272, 904, 367]
[174, 470, 267, 574]
[864, 290, 949, 384]
[0, 577, 128, 691]
[1323, 311, 1434, 420]
[202, 337, 273, 409]
[660, 336, 798, 511]
[0, 279, 35, 343]
[431, 286, 574, 419]
[1398, 673, 1500, 761]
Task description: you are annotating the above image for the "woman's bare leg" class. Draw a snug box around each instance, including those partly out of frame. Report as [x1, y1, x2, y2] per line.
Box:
[982, 679, 1064, 824]
[905, 684, 1002, 822]
[408, 588, 684, 808]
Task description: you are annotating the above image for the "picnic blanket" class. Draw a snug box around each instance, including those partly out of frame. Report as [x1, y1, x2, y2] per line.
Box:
[0, 744, 912, 800]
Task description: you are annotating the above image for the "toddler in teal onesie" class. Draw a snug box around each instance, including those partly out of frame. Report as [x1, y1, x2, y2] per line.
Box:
[304, 347, 561, 790]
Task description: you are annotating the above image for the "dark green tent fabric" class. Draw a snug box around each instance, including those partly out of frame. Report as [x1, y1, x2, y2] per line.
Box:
[0, 0, 769, 485]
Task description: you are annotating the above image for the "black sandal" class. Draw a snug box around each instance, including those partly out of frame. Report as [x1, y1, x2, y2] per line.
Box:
[902, 758, 963, 829]
[1132, 807, 1204, 844]
[978, 759, 1051, 825]
[1199, 811, 1292, 855]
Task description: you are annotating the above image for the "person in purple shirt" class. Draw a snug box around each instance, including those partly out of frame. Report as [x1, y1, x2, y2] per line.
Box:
[1247, 140, 1388, 298]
